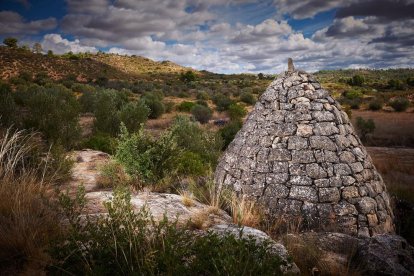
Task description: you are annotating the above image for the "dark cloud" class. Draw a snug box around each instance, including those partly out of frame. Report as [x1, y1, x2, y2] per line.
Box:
[0, 11, 57, 35]
[336, 0, 414, 21]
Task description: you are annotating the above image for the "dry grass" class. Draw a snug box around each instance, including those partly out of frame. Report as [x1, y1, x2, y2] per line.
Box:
[179, 190, 195, 207]
[230, 195, 262, 228]
[0, 128, 59, 274]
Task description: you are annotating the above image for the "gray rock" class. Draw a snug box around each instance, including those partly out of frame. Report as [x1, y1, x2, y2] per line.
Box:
[309, 136, 337, 150]
[289, 186, 318, 202]
[319, 187, 340, 202]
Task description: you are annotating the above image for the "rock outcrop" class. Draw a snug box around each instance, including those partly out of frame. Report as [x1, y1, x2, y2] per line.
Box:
[215, 61, 394, 237]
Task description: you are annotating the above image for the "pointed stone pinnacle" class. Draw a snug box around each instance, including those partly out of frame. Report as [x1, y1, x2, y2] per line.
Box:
[288, 58, 295, 72]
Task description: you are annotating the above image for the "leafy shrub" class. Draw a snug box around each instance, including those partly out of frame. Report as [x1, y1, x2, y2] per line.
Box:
[228, 104, 247, 121]
[0, 82, 17, 127]
[176, 151, 205, 176]
[388, 79, 404, 90]
[240, 91, 256, 105]
[180, 70, 196, 83]
[24, 84, 81, 148]
[196, 91, 210, 100]
[141, 93, 165, 119]
[219, 120, 243, 149]
[344, 90, 363, 100]
[79, 89, 96, 112]
[119, 101, 149, 132]
[94, 89, 122, 135]
[50, 187, 283, 275]
[407, 77, 414, 87]
[347, 75, 364, 86]
[389, 97, 409, 112]
[356, 117, 375, 142]
[212, 94, 234, 111]
[368, 100, 383, 111]
[3, 37, 18, 48]
[196, 99, 208, 106]
[83, 132, 117, 154]
[177, 101, 196, 112]
[191, 104, 212, 124]
[115, 124, 179, 185]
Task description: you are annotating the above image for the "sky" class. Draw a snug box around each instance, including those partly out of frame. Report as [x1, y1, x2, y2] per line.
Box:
[0, 0, 413, 74]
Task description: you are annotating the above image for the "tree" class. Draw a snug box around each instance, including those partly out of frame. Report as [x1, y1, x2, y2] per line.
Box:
[33, 42, 42, 54]
[258, 73, 264, 80]
[347, 75, 364, 86]
[3, 37, 18, 48]
[191, 104, 212, 124]
[47, 50, 54, 56]
[355, 117, 375, 142]
[119, 101, 150, 132]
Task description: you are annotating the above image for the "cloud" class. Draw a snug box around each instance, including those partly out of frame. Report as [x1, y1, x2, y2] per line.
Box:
[273, 0, 346, 19]
[0, 11, 57, 35]
[41, 33, 98, 54]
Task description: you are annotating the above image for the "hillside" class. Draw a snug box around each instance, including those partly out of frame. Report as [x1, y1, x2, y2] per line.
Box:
[0, 46, 191, 81]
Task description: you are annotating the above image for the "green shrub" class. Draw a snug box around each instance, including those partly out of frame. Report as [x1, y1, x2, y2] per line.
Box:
[3, 37, 18, 48]
[347, 75, 364, 86]
[212, 94, 234, 111]
[388, 79, 404, 90]
[141, 93, 165, 119]
[50, 187, 283, 275]
[176, 151, 205, 176]
[240, 92, 256, 105]
[368, 100, 383, 111]
[180, 70, 196, 83]
[83, 132, 117, 154]
[407, 77, 414, 87]
[177, 101, 196, 112]
[0, 82, 17, 127]
[24, 84, 81, 148]
[219, 120, 242, 149]
[228, 104, 247, 121]
[196, 99, 208, 106]
[344, 90, 363, 100]
[191, 104, 212, 124]
[389, 97, 409, 112]
[79, 90, 96, 113]
[94, 89, 122, 135]
[119, 101, 149, 132]
[356, 117, 375, 142]
[196, 91, 209, 100]
[115, 124, 179, 185]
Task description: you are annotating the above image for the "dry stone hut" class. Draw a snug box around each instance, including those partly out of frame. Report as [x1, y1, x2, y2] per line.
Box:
[214, 60, 394, 237]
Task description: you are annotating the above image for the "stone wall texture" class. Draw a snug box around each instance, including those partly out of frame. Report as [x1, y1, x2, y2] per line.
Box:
[214, 70, 394, 237]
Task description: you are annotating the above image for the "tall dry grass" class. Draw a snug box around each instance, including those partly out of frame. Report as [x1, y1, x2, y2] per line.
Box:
[0, 128, 60, 274]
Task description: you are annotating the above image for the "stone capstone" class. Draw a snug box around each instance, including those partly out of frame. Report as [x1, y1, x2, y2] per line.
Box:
[214, 69, 394, 236]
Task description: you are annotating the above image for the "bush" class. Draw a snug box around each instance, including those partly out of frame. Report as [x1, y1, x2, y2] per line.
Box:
[3, 37, 18, 48]
[389, 97, 409, 112]
[97, 161, 133, 188]
[219, 120, 243, 149]
[368, 100, 383, 111]
[347, 75, 364, 86]
[240, 92, 255, 105]
[176, 151, 205, 176]
[388, 79, 404, 90]
[196, 91, 209, 100]
[228, 104, 247, 121]
[24, 84, 81, 148]
[180, 70, 196, 83]
[50, 187, 283, 275]
[191, 104, 212, 124]
[94, 89, 122, 135]
[0, 82, 17, 127]
[141, 93, 165, 119]
[83, 132, 117, 154]
[177, 101, 196, 112]
[119, 101, 149, 133]
[212, 94, 234, 111]
[79, 89, 96, 113]
[356, 117, 375, 142]
[344, 90, 363, 100]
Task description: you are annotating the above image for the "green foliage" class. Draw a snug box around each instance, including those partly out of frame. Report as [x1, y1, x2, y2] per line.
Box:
[0, 82, 17, 127]
[389, 97, 409, 112]
[407, 77, 414, 86]
[388, 79, 404, 90]
[94, 89, 122, 135]
[344, 89, 363, 100]
[47, 50, 54, 56]
[228, 104, 247, 121]
[219, 120, 243, 149]
[212, 94, 234, 111]
[176, 151, 205, 176]
[177, 101, 196, 112]
[368, 100, 383, 111]
[50, 187, 283, 275]
[3, 37, 18, 48]
[83, 132, 117, 154]
[180, 70, 196, 83]
[24, 84, 81, 148]
[196, 91, 210, 100]
[191, 104, 212, 124]
[356, 117, 375, 142]
[258, 73, 264, 80]
[141, 93, 165, 119]
[347, 74, 364, 86]
[240, 91, 256, 105]
[115, 124, 179, 184]
[119, 101, 149, 133]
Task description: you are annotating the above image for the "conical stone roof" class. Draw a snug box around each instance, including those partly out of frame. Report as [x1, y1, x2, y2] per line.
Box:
[214, 62, 394, 237]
